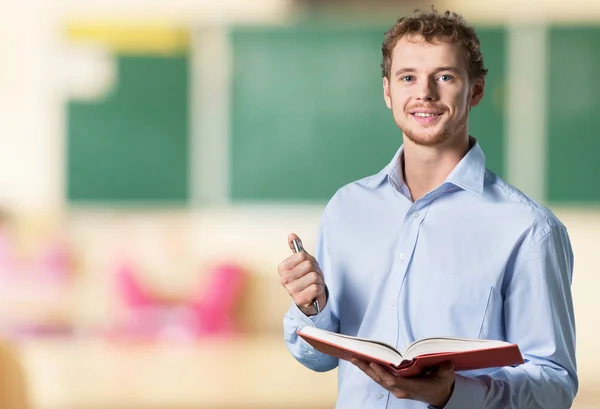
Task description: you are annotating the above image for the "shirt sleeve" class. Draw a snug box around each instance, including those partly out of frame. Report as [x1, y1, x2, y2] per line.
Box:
[439, 224, 578, 409]
[283, 213, 340, 372]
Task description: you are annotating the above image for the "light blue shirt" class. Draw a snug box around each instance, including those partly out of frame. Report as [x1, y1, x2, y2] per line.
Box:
[283, 139, 577, 409]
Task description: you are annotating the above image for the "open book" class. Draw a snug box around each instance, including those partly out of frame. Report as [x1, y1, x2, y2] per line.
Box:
[297, 327, 524, 377]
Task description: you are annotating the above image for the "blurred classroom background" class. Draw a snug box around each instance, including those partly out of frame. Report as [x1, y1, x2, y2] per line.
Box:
[0, 0, 599, 408]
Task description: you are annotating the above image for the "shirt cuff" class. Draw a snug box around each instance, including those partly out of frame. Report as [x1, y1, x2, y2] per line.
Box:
[287, 296, 333, 329]
[284, 294, 333, 341]
[432, 375, 486, 409]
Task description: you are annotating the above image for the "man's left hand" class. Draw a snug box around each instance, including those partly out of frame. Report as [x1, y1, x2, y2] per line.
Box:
[351, 359, 455, 408]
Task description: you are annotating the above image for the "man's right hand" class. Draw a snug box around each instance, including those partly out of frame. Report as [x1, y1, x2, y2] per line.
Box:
[278, 233, 327, 316]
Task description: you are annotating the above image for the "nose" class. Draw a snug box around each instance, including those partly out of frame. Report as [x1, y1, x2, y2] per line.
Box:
[416, 77, 438, 101]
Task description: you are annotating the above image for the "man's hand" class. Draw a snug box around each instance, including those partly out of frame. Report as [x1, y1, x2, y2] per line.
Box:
[278, 233, 327, 316]
[351, 359, 455, 408]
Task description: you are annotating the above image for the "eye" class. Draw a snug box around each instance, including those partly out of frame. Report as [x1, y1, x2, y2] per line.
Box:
[400, 75, 415, 82]
[439, 74, 454, 82]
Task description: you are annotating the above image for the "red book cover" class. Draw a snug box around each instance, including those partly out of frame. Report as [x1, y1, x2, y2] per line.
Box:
[297, 328, 524, 377]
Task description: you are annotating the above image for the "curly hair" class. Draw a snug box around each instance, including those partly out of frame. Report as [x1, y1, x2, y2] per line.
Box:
[381, 8, 488, 81]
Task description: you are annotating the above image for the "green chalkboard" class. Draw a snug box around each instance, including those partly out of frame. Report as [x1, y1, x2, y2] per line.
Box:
[547, 27, 600, 203]
[470, 28, 506, 177]
[67, 54, 189, 203]
[229, 24, 505, 201]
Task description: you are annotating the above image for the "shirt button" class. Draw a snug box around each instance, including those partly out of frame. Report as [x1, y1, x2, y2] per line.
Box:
[413, 212, 420, 219]
[399, 253, 406, 261]
[377, 392, 384, 399]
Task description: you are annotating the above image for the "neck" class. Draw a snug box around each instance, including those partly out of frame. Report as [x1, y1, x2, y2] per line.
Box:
[402, 135, 471, 201]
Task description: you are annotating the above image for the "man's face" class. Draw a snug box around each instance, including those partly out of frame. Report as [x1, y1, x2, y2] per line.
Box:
[383, 35, 484, 147]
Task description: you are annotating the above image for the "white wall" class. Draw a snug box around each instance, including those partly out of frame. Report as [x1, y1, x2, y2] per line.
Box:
[442, 0, 600, 23]
[0, 1, 64, 214]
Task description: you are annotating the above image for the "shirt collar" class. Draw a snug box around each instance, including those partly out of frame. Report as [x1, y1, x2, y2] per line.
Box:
[370, 137, 486, 197]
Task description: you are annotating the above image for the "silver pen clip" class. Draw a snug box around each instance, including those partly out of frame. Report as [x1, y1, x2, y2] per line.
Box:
[292, 238, 320, 315]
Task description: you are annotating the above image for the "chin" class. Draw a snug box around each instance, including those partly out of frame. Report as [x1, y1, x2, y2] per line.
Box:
[404, 128, 450, 147]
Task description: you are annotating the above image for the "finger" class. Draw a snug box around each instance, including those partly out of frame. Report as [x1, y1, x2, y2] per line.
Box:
[290, 257, 320, 278]
[278, 251, 317, 273]
[433, 361, 455, 381]
[370, 363, 412, 399]
[292, 283, 324, 307]
[437, 361, 455, 374]
[421, 362, 453, 379]
[351, 359, 384, 384]
[418, 366, 439, 377]
[280, 258, 320, 285]
[290, 270, 322, 294]
[370, 363, 400, 388]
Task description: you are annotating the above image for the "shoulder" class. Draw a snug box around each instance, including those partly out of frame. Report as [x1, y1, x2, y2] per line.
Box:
[483, 169, 568, 245]
[322, 171, 386, 217]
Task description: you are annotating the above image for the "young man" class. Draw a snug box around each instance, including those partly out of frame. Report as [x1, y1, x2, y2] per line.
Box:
[278, 8, 577, 409]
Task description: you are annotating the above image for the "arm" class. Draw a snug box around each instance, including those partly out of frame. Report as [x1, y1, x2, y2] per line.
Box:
[282, 214, 340, 372]
[443, 225, 578, 409]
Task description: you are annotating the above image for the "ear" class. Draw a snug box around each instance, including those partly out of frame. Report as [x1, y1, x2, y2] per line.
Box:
[383, 77, 392, 109]
[469, 77, 485, 108]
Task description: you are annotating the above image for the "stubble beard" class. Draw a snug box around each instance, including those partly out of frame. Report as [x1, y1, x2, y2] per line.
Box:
[400, 107, 469, 147]
[403, 125, 450, 147]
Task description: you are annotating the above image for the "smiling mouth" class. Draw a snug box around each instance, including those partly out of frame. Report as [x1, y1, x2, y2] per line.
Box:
[411, 112, 443, 118]
[409, 112, 443, 125]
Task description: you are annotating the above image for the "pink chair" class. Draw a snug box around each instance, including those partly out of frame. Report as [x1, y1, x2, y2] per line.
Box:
[112, 261, 246, 340]
[190, 263, 246, 335]
[115, 263, 155, 309]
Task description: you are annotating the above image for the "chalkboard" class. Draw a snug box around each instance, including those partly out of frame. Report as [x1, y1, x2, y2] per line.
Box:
[470, 28, 506, 177]
[67, 54, 189, 203]
[547, 26, 600, 203]
[229, 24, 506, 201]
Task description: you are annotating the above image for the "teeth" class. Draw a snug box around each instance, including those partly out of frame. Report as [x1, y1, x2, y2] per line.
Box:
[414, 113, 438, 117]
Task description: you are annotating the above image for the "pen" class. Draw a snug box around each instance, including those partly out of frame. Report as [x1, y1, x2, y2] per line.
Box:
[292, 238, 320, 315]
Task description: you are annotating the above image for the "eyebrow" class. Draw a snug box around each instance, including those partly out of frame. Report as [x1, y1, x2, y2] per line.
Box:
[394, 66, 462, 77]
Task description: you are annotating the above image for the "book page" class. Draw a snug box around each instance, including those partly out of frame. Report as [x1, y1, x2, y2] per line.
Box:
[299, 327, 404, 366]
[403, 337, 513, 360]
